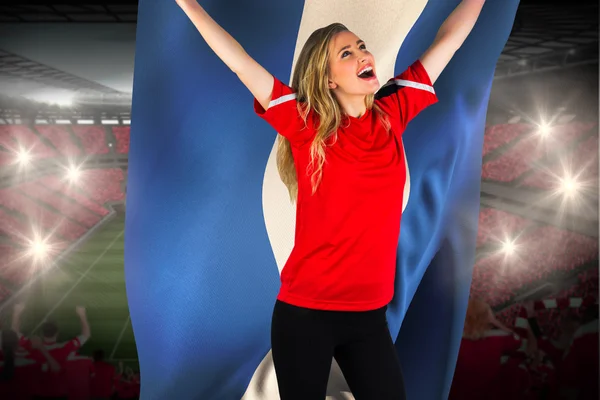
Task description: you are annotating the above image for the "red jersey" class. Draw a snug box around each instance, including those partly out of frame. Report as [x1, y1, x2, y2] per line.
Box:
[90, 360, 116, 398]
[115, 374, 138, 399]
[66, 353, 94, 400]
[0, 352, 45, 400]
[25, 334, 89, 398]
[560, 320, 599, 400]
[450, 329, 525, 400]
[254, 60, 438, 311]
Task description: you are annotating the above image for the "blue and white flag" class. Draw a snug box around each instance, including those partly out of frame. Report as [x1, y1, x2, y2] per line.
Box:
[126, 0, 519, 398]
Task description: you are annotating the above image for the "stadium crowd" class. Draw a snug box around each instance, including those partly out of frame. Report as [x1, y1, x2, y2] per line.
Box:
[450, 294, 598, 400]
[0, 303, 140, 400]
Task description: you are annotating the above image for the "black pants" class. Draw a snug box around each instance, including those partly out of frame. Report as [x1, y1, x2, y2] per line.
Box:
[271, 300, 406, 400]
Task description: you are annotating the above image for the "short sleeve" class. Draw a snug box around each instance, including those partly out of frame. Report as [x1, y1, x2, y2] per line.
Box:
[66, 334, 88, 352]
[253, 77, 314, 146]
[375, 60, 438, 132]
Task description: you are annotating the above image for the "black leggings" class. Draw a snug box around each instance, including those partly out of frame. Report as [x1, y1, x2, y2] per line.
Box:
[271, 300, 406, 400]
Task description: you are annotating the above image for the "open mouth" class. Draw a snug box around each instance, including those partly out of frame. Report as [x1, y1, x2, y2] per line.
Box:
[357, 66, 376, 80]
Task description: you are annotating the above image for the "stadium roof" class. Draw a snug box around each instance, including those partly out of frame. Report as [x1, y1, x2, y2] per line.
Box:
[0, 1, 597, 101]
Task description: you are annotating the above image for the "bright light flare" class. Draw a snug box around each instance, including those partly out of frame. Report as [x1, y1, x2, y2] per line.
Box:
[559, 176, 580, 197]
[16, 149, 32, 165]
[66, 165, 81, 183]
[538, 123, 552, 137]
[27, 237, 51, 261]
[501, 239, 517, 256]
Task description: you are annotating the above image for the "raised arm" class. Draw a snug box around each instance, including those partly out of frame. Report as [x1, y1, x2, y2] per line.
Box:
[175, 0, 275, 110]
[11, 303, 25, 336]
[419, 0, 486, 84]
[76, 306, 91, 339]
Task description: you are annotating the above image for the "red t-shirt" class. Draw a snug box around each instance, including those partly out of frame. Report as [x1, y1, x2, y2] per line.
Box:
[450, 330, 525, 400]
[90, 360, 116, 397]
[66, 353, 95, 400]
[254, 60, 438, 311]
[560, 320, 599, 400]
[115, 374, 139, 399]
[24, 335, 89, 397]
[0, 353, 43, 400]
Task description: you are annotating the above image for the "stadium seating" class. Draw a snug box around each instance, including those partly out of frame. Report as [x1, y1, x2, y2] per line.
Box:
[476, 208, 532, 247]
[495, 267, 598, 339]
[471, 224, 598, 307]
[521, 133, 598, 190]
[34, 125, 84, 157]
[112, 126, 131, 154]
[71, 125, 111, 155]
[0, 125, 59, 160]
[0, 165, 126, 291]
[482, 122, 595, 182]
[482, 123, 532, 157]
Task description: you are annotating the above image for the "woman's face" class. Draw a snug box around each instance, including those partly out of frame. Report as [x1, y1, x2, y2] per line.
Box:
[327, 31, 380, 97]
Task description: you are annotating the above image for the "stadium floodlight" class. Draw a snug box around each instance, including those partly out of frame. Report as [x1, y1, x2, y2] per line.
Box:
[101, 119, 119, 125]
[34, 119, 49, 124]
[29, 237, 50, 261]
[67, 165, 81, 183]
[56, 119, 72, 124]
[122, 119, 131, 125]
[559, 176, 580, 197]
[16, 149, 31, 166]
[538, 123, 551, 137]
[501, 239, 516, 256]
[77, 119, 95, 125]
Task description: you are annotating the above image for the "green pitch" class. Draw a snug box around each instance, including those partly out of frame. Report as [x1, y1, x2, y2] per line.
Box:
[2, 214, 139, 371]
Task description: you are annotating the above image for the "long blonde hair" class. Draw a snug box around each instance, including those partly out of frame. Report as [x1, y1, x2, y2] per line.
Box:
[276, 23, 390, 202]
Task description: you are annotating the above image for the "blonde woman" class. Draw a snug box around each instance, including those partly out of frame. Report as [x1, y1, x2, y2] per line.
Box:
[176, 0, 485, 398]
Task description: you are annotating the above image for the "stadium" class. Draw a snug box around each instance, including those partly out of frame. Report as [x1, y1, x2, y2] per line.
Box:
[0, 1, 597, 399]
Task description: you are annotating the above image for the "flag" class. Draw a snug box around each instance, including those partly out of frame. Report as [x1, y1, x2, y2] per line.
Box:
[126, 0, 519, 399]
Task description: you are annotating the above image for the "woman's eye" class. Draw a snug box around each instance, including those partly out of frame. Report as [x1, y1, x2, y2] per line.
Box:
[342, 51, 351, 58]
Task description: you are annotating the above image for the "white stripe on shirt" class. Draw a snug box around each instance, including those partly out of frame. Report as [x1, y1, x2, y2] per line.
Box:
[381, 79, 435, 94]
[394, 79, 435, 94]
[268, 93, 297, 109]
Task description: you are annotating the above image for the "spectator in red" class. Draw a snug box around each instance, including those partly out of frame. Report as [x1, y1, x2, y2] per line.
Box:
[90, 350, 116, 400]
[558, 304, 599, 400]
[538, 312, 580, 370]
[12, 304, 91, 400]
[449, 299, 537, 400]
[0, 330, 61, 400]
[114, 364, 138, 400]
[131, 371, 140, 398]
[65, 352, 95, 400]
